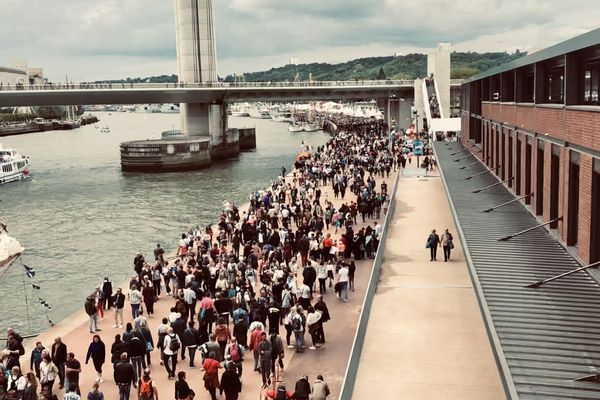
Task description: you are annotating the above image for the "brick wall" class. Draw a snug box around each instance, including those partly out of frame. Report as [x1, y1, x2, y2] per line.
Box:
[578, 155, 594, 262]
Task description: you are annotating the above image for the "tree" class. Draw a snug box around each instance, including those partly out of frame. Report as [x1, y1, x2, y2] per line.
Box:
[377, 66, 387, 80]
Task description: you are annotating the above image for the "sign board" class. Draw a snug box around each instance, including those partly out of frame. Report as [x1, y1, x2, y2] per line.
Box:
[413, 140, 424, 156]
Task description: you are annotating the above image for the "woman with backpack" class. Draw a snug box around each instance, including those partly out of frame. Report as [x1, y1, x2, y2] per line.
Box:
[214, 317, 231, 361]
[202, 357, 221, 400]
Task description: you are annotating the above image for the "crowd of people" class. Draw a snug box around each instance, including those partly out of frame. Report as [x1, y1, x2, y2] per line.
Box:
[1, 116, 404, 400]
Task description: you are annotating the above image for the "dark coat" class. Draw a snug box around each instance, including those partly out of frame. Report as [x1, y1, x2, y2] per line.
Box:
[85, 340, 106, 364]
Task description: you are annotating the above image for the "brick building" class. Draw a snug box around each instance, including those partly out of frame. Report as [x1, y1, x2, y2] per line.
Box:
[461, 28, 600, 264]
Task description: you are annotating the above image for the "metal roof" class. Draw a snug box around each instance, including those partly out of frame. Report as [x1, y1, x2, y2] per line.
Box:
[434, 142, 600, 399]
[464, 27, 600, 84]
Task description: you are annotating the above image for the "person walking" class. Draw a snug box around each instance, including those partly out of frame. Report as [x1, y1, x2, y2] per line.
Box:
[214, 317, 232, 361]
[113, 353, 136, 400]
[51, 337, 67, 390]
[441, 228, 454, 262]
[84, 335, 106, 383]
[258, 332, 273, 387]
[426, 229, 441, 261]
[313, 296, 330, 344]
[29, 342, 45, 380]
[111, 288, 125, 329]
[202, 357, 221, 400]
[22, 371, 37, 400]
[220, 362, 242, 400]
[137, 368, 158, 400]
[224, 337, 244, 377]
[128, 285, 142, 320]
[39, 351, 59, 395]
[64, 353, 81, 396]
[86, 382, 104, 400]
[336, 263, 349, 302]
[162, 328, 180, 379]
[174, 371, 193, 400]
[181, 321, 199, 368]
[110, 335, 126, 368]
[311, 375, 331, 400]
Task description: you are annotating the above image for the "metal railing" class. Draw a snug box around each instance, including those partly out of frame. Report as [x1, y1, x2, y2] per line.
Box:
[0, 79, 417, 92]
[338, 169, 401, 400]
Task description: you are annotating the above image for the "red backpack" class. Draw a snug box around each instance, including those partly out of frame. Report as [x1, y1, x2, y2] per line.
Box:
[230, 343, 243, 362]
[139, 376, 153, 400]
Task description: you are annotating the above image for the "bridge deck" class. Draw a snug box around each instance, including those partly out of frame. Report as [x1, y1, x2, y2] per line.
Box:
[434, 141, 600, 399]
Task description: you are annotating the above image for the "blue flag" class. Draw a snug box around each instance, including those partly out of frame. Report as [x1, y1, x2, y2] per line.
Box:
[23, 264, 35, 278]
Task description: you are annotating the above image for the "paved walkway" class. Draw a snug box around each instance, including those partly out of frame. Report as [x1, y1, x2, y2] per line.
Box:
[352, 167, 505, 399]
[19, 168, 398, 400]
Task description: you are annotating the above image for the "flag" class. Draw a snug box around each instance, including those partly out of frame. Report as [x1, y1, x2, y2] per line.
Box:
[23, 264, 35, 278]
[39, 298, 52, 310]
[32, 284, 40, 289]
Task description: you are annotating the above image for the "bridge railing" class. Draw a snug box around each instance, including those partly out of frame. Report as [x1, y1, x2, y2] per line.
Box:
[0, 79, 423, 92]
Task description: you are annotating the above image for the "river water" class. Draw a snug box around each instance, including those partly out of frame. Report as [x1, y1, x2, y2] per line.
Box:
[0, 112, 330, 334]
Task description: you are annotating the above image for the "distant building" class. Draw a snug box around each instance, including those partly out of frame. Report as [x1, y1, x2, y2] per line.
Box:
[0, 60, 45, 86]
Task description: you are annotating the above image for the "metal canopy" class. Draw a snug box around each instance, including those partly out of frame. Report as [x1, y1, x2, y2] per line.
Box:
[435, 142, 600, 399]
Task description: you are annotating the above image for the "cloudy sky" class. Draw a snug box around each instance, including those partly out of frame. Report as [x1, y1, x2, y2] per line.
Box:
[0, 0, 597, 82]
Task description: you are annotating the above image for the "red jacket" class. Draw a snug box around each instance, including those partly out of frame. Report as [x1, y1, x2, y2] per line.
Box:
[249, 329, 262, 352]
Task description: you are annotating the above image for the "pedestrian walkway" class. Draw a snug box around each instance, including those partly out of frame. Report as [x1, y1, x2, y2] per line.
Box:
[352, 166, 505, 399]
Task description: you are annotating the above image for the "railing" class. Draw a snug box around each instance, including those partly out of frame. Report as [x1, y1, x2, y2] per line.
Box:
[338, 169, 401, 400]
[0, 79, 416, 92]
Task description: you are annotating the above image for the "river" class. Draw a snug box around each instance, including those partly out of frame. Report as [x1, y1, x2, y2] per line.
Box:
[0, 111, 330, 334]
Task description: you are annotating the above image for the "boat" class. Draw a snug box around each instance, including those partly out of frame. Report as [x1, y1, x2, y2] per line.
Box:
[302, 123, 321, 132]
[272, 110, 293, 123]
[288, 123, 304, 132]
[249, 105, 271, 119]
[0, 221, 24, 270]
[231, 104, 250, 117]
[100, 126, 110, 133]
[0, 144, 30, 185]
[159, 104, 180, 113]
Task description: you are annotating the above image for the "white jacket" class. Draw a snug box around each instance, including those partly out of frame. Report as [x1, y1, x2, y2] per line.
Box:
[40, 360, 59, 383]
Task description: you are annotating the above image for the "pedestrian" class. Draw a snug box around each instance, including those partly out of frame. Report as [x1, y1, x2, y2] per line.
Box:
[39, 350, 59, 395]
[63, 384, 81, 400]
[162, 328, 180, 379]
[127, 331, 146, 380]
[6, 366, 26, 399]
[85, 335, 106, 383]
[86, 382, 104, 400]
[220, 362, 242, 400]
[51, 337, 67, 390]
[202, 357, 221, 400]
[100, 277, 113, 310]
[441, 228, 454, 262]
[291, 306, 305, 352]
[110, 335, 126, 368]
[214, 316, 232, 360]
[249, 325, 263, 372]
[141, 281, 155, 316]
[113, 353, 136, 400]
[128, 285, 143, 320]
[311, 375, 331, 400]
[258, 332, 273, 387]
[30, 342, 45, 380]
[348, 261, 356, 292]
[336, 263, 349, 302]
[174, 371, 193, 400]
[224, 337, 244, 377]
[137, 368, 158, 400]
[316, 261, 327, 294]
[22, 371, 37, 400]
[426, 229, 441, 261]
[292, 375, 311, 400]
[64, 353, 81, 396]
[269, 332, 285, 376]
[306, 307, 322, 350]
[84, 295, 99, 333]
[181, 321, 199, 368]
[313, 295, 330, 344]
[138, 322, 154, 367]
[111, 287, 125, 329]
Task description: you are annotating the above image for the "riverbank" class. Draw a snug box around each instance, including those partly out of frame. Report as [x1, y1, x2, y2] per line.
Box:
[0, 115, 99, 137]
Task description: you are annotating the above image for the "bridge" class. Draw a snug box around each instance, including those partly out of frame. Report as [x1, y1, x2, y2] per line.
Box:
[0, 80, 462, 107]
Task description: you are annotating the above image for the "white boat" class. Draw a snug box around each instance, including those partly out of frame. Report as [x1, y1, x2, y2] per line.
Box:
[0, 144, 30, 185]
[272, 110, 293, 123]
[231, 104, 250, 117]
[100, 126, 110, 133]
[288, 124, 304, 132]
[302, 123, 321, 132]
[249, 106, 271, 119]
[0, 221, 24, 270]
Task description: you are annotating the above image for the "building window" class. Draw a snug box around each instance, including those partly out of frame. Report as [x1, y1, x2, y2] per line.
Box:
[546, 67, 564, 103]
[583, 62, 600, 104]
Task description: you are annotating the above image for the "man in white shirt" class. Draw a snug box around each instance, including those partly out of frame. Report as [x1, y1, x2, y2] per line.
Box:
[337, 264, 349, 302]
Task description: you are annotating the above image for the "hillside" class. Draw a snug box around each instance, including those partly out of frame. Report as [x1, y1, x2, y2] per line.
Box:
[95, 51, 525, 84]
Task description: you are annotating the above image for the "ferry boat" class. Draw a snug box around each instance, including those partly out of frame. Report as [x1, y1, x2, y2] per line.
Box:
[0, 144, 30, 185]
[288, 123, 304, 132]
[302, 123, 321, 132]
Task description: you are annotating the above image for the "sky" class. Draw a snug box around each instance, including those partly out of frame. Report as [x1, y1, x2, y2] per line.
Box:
[0, 0, 598, 82]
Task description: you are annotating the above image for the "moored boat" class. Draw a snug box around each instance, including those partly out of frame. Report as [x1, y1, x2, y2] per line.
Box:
[0, 144, 30, 185]
[288, 123, 304, 132]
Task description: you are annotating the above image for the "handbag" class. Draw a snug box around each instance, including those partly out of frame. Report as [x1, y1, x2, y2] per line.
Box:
[449, 240, 455, 250]
[146, 341, 154, 352]
[425, 240, 431, 249]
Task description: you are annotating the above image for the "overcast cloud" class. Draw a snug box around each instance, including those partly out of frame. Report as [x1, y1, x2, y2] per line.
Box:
[0, 0, 597, 82]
